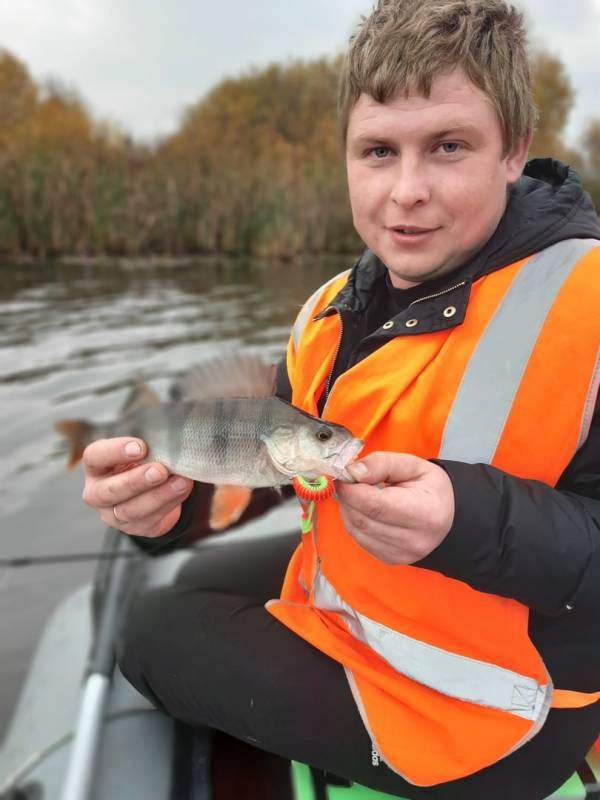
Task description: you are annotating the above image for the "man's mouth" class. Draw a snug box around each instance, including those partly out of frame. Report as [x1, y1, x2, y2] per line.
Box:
[390, 226, 436, 235]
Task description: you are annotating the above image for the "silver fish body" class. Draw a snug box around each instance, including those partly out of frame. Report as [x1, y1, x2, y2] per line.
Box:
[123, 396, 363, 487]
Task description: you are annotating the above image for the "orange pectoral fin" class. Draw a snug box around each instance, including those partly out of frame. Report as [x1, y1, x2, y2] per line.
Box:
[209, 485, 253, 531]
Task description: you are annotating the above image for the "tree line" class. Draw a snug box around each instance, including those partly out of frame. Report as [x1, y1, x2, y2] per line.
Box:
[0, 47, 599, 260]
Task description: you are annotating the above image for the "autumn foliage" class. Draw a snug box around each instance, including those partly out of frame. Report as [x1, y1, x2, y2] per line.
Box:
[0, 46, 598, 259]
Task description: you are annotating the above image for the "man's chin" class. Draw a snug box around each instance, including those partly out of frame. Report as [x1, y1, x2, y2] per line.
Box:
[385, 262, 447, 288]
[378, 249, 466, 287]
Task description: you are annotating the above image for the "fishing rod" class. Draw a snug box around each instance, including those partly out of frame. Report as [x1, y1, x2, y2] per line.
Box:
[0, 525, 197, 568]
[0, 551, 141, 568]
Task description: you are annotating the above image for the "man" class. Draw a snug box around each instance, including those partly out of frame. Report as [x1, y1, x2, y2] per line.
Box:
[82, 1, 600, 797]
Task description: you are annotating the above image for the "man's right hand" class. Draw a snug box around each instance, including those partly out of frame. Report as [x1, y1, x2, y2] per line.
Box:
[81, 437, 194, 537]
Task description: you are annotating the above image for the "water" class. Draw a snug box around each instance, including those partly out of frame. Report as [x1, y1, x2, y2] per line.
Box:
[0, 254, 349, 738]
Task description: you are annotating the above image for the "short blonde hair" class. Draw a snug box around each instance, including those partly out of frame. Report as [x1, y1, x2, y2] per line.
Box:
[339, 0, 537, 154]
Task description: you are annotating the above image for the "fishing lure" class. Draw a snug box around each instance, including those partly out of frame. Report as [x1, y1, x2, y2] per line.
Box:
[292, 475, 335, 534]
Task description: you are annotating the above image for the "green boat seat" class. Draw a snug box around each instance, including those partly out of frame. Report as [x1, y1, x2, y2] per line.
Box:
[291, 741, 600, 800]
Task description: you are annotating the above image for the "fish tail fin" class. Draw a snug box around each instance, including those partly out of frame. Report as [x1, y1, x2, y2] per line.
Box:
[54, 419, 94, 469]
[209, 485, 253, 531]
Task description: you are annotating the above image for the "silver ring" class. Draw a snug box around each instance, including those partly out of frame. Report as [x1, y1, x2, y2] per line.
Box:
[112, 505, 123, 523]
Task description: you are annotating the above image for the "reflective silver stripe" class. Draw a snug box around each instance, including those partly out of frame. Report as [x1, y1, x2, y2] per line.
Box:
[314, 567, 551, 723]
[440, 239, 600, 462]
[297, 572, 309, 595]
[577, 346, 600, 451]
[292, 270, 350, 351]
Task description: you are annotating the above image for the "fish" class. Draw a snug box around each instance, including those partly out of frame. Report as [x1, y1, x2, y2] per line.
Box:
[55, 353, 363, 533]
[113, 395, 363, 487]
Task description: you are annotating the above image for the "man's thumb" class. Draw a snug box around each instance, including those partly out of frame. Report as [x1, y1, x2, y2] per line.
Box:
[347, 452, 422, 484]
[346, 460, 369, 481]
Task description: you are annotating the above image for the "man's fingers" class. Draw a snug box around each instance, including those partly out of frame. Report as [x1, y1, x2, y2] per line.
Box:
[82, 460, 171, 508]
[109, 476, 193, 526]
[346, 451, 424, 486]
[336, 481, 421, 527]
[80, 436, 194, 539]
[338, 505, 429, 563]
[102, 503, 184, 539]
[82, 437, 147, 476]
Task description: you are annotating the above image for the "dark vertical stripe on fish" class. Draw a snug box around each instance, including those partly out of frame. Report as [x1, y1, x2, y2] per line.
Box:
[255, 397, 275, 458]
[167, 403, 187, 470]
[211, 397, 233, 468]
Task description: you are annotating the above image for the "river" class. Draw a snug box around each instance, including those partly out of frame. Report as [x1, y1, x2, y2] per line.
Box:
[0, 254, 350, 739]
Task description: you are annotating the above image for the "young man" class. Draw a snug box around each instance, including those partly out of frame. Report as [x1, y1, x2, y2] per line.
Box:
[82, 1, 600, 797]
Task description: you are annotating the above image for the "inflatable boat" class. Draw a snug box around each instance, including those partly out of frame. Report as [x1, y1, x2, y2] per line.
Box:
[0, 501, 598, 800]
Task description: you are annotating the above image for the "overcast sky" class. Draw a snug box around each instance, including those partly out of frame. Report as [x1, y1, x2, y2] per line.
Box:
[2, 0, 599, 146]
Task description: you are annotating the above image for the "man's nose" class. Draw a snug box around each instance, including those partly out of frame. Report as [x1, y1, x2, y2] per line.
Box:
[389, 158, 431, 208]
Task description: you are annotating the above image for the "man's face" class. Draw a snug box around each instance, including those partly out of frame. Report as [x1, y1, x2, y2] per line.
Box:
[345, 68, 531, 288]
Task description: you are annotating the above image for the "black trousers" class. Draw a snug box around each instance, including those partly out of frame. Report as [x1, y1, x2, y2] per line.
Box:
[118, 532, 599, 800]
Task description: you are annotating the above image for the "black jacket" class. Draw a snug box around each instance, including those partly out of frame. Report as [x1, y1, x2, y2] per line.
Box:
[278, 159, 600, 696]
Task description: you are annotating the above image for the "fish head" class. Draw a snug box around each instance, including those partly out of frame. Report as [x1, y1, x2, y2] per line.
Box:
[264, 415, 363, 482]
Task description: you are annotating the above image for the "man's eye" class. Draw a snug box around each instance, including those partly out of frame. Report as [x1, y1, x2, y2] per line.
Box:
[370, 146, 391, 159]
[439, 142, 460, 154]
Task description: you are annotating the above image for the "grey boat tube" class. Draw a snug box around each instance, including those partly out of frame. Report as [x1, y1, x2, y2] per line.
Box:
[60, 533, 134, 800]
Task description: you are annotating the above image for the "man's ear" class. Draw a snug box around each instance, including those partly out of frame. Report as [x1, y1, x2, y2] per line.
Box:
[506, 128, 534, 183]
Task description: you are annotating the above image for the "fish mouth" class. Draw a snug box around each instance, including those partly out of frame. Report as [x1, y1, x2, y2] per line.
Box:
[264, 435, 364, 482]
[323, 437, 364, 481]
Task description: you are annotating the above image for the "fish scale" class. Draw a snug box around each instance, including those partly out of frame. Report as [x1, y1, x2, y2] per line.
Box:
[176, 399, 269, 484]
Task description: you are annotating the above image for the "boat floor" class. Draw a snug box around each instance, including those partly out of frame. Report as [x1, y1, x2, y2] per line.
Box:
[212, 731, 292, 800]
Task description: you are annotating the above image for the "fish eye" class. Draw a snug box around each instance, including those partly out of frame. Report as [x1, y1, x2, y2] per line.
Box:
[315, 426, 333, 442]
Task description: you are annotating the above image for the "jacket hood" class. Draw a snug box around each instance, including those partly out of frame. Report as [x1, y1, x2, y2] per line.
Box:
[482, 158, 600, 273]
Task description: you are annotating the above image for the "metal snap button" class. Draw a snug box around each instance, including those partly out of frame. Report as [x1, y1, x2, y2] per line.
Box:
[443, 306, 457, 318]
[405, 319, 419, 328]
[382, 321, 394, 330]
[565, 603, 574, 612]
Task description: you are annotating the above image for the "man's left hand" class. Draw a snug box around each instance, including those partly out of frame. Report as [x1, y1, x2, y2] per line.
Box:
[335, 452, 455, 564]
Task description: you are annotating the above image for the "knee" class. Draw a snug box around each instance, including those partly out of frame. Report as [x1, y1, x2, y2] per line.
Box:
[116, 585, 184, 705]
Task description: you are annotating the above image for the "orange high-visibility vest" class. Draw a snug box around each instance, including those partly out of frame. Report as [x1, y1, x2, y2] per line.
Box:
[267, 239, 600, 786]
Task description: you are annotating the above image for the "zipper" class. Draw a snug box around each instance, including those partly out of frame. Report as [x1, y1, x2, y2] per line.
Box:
[321, 307, 344, 413]
[407, 281, 466, 308]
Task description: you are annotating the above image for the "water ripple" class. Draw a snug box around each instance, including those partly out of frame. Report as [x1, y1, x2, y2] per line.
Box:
[0, 256, 351, 516]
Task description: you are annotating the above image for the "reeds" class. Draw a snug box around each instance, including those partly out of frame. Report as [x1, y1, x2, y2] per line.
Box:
[0, 48, 597, 260]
